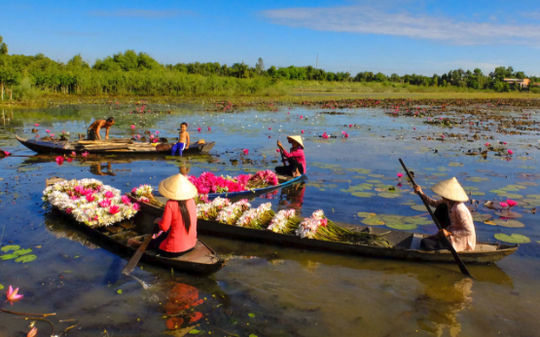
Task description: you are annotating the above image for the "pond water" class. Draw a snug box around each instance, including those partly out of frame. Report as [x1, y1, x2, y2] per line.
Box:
[1, 102, 540, 336]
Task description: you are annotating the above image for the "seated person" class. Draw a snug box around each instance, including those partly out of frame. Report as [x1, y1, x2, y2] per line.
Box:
[414, 177, 476, 252]
[87, 117, 115, 140]
[148, 174, 199, 257]
[276, 135, 306, 177]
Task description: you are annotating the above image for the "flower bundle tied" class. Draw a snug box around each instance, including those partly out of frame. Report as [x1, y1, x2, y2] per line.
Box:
[216, 199, 251, 225]
[267, 209, 300, 234]
[131, 184, 164, 207]
[236, 202, 276, 229]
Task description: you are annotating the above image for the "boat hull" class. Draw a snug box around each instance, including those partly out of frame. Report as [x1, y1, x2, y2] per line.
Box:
[16, 135, 215, 155]
[206, 174, 306, 199]
[130, 197, 518, 265]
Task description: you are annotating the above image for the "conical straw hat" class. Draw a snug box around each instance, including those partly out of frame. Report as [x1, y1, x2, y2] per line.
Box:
[430, 177, 468, 202]
[287, 135, 304, 149]
[158, 174, 198, 201]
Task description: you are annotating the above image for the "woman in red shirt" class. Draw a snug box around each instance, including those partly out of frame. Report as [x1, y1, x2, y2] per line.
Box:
[276, 135, 306, 177]
[149, 174, 199, 257]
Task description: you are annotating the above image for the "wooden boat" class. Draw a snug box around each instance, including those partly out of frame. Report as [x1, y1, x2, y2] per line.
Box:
[131, 196, 519, 265]
[207, 174, 306, 199]
[46, 180, 226, 275]
[16, 135, 215, 155]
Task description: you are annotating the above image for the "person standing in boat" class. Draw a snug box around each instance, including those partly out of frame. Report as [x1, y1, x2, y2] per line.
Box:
[276, 135, 306, 177]
[414, 177, 476, 252]
[148, 174, 199, 257]
[87, 117, 115, 140]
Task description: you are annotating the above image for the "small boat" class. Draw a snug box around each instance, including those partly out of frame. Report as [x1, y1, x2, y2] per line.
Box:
[207, 174, 306, 199]
[131, 196, 518, 265]
[15, 135, 215, 156]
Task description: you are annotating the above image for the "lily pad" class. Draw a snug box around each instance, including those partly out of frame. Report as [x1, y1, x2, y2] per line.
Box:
[367, 179, 381, 183]
[1, 245, 20, 252]
[0, 284, 3, 290]
[357, 212, 376, 218]
[361, 217, 385, 226]
[385, 223, 417, 230]
[378, 192, 402, 199]
[346, 168, 371, 174]
[407, 217, 433, 225]
[466, 177, 490, 182]
[492, 219, 525, 228]
[472, 213, 492, 222]
[525, 194, 540, 199]
[517, 182, 538, 186]
[471, 191, 486, 196]
[494, 211, 522, 219]
[368, 174, 384, 178]
[448, 162, 463, 167]
[494, 233, 530, 244]
[463, 186, 479, 191]
[352, 192, 375, 198]
[497, 193, 524, 200]
[410, 204, 432, 212]
[248, 313, 256, 318]
[15, 254, 37, 263]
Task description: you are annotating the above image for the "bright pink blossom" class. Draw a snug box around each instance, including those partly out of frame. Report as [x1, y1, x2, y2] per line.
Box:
[397, 173, 403, 178]
[86, 194, 95, 202]
[485, 143, 490, 146]
[82, 151, 89, 158]
[34, 123, 39, 127]
[99, 199, 111, 208]
[46, 129, 50, 133]
[71, 151, 77, 156]
[3, 151, 10, 156]
[208, 127, 211, 131]
[132, 203, 140, 211]
[243, 149, 249, 155]
[508, 149, 514, 155]
[55, 156, 64, 165]
[6, 285, 23, 305]
[268, 127, 272, 130]
[499, 202, 508, 208]
[301, 130, 304, 134]
[109, 205, 120, 215]
[121, 195, 132, 205]
[131, 125, 136, 129]
[197, 127, 202, 132]
[507, 199, 518, 207]
[104, 191, 114, 199]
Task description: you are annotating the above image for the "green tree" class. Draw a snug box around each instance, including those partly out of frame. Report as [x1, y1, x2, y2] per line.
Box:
[0, 35, 7, 55]
[255, 57, 265, 75]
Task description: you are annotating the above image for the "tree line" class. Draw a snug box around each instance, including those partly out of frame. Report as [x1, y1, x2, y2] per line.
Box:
[0, 38, 538, 100]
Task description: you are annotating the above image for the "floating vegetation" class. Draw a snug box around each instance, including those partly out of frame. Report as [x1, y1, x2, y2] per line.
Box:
[0, 245, 37, 263]
[472, 213, 492, 222]
[346, 168, 371, 174]
[494, 233, 530, 244]
[485, 219, 525, 228]
[378, 192, 402, 199]
[352, 192, 375, 198]
[357, 212, 432, 230]
[448, 162, 463, 167]
[466, 177, 490, 183]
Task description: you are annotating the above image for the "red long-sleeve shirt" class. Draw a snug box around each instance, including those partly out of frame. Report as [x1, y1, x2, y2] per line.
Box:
[281, 147, 306, 173]
[158, 199, 198, 253]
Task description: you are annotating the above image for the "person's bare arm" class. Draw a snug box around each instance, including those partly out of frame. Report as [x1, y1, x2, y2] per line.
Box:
[186, 132, 190, 148]
[95, 124, 102, 140]
[105, 126, 111, 140]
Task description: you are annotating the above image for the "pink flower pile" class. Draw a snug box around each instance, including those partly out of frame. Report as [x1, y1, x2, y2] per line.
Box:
[188, 170, 279, 194]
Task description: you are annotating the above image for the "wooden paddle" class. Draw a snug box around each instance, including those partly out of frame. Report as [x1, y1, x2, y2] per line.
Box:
[399, 158, 473, 277]
[121, 224, 157, 276]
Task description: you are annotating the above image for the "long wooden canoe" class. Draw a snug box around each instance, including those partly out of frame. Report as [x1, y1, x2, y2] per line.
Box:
[130, 196, 518, 265]
[16, 135, 215, 155]
[207, 174, 306, 199]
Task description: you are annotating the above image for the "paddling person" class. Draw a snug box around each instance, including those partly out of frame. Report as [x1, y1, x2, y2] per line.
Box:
[146, 174, 199, 257]
[171, 122, 190, 156]
[87, 117, 115, 140]
[276, 135, 306, 177]
[414, 177, 476, 252]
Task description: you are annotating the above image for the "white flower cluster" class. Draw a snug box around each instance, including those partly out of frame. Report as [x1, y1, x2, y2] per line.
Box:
[43, 179, 139, 227]
[267, 209, 296, 233]
[132, 184, 153, 200]
[236, 202, 273, 228]
[216, 199, 251, 224]
[196, 197, 231, 220]
[295, 210, 326, 239]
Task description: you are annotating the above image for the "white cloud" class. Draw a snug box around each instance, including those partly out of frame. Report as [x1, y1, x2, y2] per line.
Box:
[90, 9, 193, 19]
[261, 6, 540, 45]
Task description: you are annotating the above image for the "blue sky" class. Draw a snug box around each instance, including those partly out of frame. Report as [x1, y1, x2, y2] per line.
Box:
[2, 0, 540, 76]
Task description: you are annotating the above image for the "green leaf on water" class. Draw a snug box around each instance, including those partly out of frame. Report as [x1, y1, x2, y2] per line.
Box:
[249, 335, 258, 337]
[15, 254, 37, 263]
[361, 217, 385, 226]
[472, 213, 492, 222]
[492, 219, 525, 228]
[189, 329, 202, 334]
[1, 245, 20, 253]
[385, 223, 417, 230]
[463, 186, 479, 191]
[368, 174, 384, 178]
[526, 194, 540, 199]
[0, 253, 18, 260]
[497, 193, 524, 199]
[13, 249, 32, 256]
[448, 162, 463, 167]
[410, 204, 433, 212]
[378, 192, 402, 199]
[517, 182, 538, 186]
[248, 313, 256, 318]
[494, 233, 530, 244]
[357, 212, 376, 218]
[117, 289, 122, 294]
[366, 179, 381, 183]
[471, 191, 486, 196]
[351, 192, 375, 198]
[466, 177, 490, 183]
[346, 168, 371, 174]
[0, 284, 3, 290]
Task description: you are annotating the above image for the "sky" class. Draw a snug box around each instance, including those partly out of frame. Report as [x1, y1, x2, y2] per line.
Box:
[2, 0, 540, 76]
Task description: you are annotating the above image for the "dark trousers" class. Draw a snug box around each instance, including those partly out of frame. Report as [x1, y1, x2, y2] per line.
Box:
[420, 204, 451, 251]
[276, 157, 304, 176]
[87, 129, 98, 140]
[148, 231, 194, 258]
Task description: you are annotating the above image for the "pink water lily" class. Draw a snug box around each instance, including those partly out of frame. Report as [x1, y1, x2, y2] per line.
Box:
[131, 125, 136, 130]
[155, 131, 160, 134]
[132, 203, 140, 211]
[349, 124, 352, 128]
[197, 127, 202, 132]
[27, 327, 38, 337]
[46, 129, 50, 133]
[485, 143, 490, 146]
[121, 195, 132, 205]
[345, 133, 349, 138]
[508, 149, 514, 155]
[208, 127, 211, 131]
[507, 199, 518, 207]
[149, 134, 154, 139]
[34, 123, 39, 127]
[500, 202, 508, 208]
[301, 130, 304, 134]
[50, 134, 55, 138]
[71, 151, 77, 157]
[104, 191, 114, 199]
[3, 151, 10, 156]
[55, 156, 64, 165]
[153, 138, 158, 143]
[99, 199, 111, 208]
[6, 285, 23, 305]
[136, 135, 141, 139]
[86, 194, 95, 202]
[397, 173, 403, 178]
[81, 151, 89, 158]
[276, 149, 280, 153]
[109, 205, 120, 215]
[243, 149, 249, 155]
[268, 127, 272, 130]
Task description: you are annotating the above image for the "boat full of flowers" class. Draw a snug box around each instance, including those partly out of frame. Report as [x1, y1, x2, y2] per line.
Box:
[188, 170, 279, 195]
[43, 178, 140, 227]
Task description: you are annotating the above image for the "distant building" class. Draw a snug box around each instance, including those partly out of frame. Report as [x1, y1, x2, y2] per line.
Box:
[503, 78, 530, 89]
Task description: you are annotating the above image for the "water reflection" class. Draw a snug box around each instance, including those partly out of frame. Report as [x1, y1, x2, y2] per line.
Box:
[278, 181, 306, 212]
